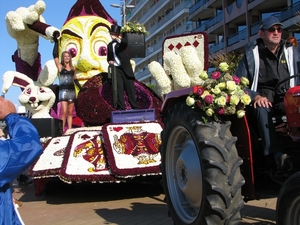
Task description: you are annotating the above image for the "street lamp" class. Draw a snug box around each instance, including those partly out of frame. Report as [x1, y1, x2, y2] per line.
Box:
[110, 0, 135, 25]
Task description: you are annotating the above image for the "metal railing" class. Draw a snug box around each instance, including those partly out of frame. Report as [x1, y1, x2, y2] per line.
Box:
[281, 2, 300, 21]
[147, 1, 190, 35]
[209, 41, 225, 53]
[138, 0, 167, 24]
[189, 0, 208, 15]
[207, 11, 223, 28]
[228, 28, 247, 46]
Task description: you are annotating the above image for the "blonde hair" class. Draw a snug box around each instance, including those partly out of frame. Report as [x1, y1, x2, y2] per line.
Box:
[60, 51, 75, 70]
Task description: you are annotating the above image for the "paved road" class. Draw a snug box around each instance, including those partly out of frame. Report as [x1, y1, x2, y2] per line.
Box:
[13, 178, 278, 225]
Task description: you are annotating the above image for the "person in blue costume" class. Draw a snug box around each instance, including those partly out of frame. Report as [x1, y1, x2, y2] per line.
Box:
[53, 32, 80, 132]
[0, 97, 43, 224]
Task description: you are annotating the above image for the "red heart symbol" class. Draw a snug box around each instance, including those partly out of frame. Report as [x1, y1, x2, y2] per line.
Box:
[113, 127, 123, 132]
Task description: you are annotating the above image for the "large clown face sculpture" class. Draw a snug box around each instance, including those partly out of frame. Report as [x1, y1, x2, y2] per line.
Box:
[57, 0, 116, 86]
[60, 16, 111, 84]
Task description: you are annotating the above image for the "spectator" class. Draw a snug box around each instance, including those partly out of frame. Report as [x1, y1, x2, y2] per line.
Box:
[0, 97, 43, 224]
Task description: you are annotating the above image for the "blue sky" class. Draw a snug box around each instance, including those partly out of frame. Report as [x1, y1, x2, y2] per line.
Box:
[0, 0, 121, 106]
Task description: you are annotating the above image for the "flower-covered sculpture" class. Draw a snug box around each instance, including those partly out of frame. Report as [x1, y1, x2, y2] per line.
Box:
[60, 0, 117, 89]
[3, 0, 164, 187]
[148, 34, 208, 98]
[3, 0, 162, 126]
[2, 60, 57, 118]
[4, 1, 60, 118]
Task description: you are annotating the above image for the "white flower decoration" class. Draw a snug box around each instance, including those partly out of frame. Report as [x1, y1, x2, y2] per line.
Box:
[148, 61, 172, 96]
[164, 51, 190, 90]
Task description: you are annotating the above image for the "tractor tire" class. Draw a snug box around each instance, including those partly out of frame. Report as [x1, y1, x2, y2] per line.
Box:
[161, 102, 245, 225]
[276, 171, 300, 225]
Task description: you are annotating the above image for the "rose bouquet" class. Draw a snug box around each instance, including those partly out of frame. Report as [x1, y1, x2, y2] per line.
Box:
[121, 21, 149, 35]
[186, 62, 251, 121]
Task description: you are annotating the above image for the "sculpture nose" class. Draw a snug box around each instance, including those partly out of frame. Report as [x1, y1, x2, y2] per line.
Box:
[76, 58, 93, 72]
[29, 97, 36, 102]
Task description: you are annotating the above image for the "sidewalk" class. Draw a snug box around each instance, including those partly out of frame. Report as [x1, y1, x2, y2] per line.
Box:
[13, 178, 277, 225]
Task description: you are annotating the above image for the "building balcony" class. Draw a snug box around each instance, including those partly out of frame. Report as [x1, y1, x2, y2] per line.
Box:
[135, 67, 151, 81]
[127, 0, 147, 20]
[192, 11, 223, 35]
[209, 41, 224, 53]
[136, 0, 168, 25]
[281, 1, 300, 30]
[228, 28, 247, 46]
[147, 1, 190, 37]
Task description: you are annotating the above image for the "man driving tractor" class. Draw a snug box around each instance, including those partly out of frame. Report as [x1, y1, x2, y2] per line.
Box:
[235, 16, 300, 170]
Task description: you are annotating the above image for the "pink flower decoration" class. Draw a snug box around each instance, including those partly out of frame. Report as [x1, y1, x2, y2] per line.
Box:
[217, 107, 225, 115]
[211, 71, 221, 79]
[226, 95, 230, 103]
[204, 95, 214, 104]
[197, 86, 205, 96]
[233, 76, 240, 84]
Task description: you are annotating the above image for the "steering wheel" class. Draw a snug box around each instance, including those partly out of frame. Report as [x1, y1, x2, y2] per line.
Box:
[274, 74, 300, 94]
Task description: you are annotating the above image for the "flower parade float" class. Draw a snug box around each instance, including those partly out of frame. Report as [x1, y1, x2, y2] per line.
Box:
[3, 3, 252, 222]
[2, 0, 163, 195]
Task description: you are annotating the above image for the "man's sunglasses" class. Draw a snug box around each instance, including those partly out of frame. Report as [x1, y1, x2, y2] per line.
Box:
[264, 27, 283, 33]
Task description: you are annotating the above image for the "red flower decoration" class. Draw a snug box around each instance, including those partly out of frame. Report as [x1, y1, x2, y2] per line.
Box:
[197, 86, 205, 96]
[233, 76, 240, 84]
[211, 71, 221, 79]
[226, 95, 230, 103]
[217, 107, 225, 115]
[204, 95, 214, 104]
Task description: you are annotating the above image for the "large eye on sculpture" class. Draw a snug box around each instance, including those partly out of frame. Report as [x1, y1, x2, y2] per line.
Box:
[94, 41, 107, 56]
[66, 43, 78, 58]
[26, 88, 31, 95]
[39, 87, 45, 93]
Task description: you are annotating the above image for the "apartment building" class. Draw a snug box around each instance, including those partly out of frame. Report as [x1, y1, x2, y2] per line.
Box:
[126, 0, 300, 84]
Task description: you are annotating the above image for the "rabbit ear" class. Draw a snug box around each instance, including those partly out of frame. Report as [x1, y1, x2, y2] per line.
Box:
[2, 71, 34, 94]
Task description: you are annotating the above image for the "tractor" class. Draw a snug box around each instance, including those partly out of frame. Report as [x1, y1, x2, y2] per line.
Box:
[157, 33, 300, 225]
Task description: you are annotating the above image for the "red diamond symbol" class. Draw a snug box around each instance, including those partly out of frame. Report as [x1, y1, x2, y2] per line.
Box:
[168, 44, 174, 50]
[176, 43, 183, 49]
[193, 41, 199, 48]
[184, 42, 191, 46]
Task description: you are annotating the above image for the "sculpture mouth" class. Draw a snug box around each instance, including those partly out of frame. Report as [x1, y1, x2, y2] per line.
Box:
[26, 100, 49, 112]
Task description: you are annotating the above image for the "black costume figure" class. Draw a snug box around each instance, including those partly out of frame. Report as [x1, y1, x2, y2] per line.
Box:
[107, 25, 139, 110]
